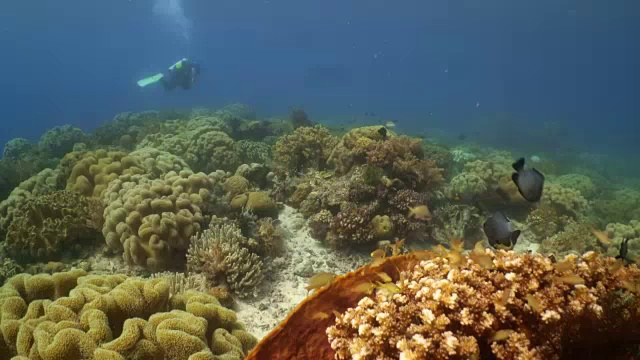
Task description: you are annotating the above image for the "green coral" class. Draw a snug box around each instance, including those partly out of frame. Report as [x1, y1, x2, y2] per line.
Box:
[5, 190, 101, 262]
[542, 183, 589, 218]
[605, 220, 640, 260]
[446, 172, 488, 198]
[187, 223, 264, 298]
[0, 269, 256, 359]
[38, 125, 87, 158]
[540, 220, 597, 256]
[236, 140, 271, 164]
[462, 159, 510, 184]
[272, 125, 338, 175]
[553, 173, 597, 199]
[2, 138, 32, 160]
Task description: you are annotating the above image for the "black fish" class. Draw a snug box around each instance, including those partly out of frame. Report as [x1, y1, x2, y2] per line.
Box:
[457, 133, 467, 141]
[483, 211, 521, 248]
[616, 238, 631, 261]
[511, 157, 545, 202]
[377, 127, 388, 139]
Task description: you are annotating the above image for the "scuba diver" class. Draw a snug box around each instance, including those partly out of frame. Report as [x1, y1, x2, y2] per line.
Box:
[137, 58, 201, 90]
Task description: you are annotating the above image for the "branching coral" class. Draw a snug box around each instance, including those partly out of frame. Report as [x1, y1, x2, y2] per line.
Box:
[327, 250, 640, 359]
[5, 190, 103, 262]
[0, 269, 256, 359]
[187, 223, 264, 298]
[272, 125, 338, 175]
[102, 170, 221, 271]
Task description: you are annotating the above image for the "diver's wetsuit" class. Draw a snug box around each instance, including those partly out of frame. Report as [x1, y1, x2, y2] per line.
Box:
[161, 59, 201, 90]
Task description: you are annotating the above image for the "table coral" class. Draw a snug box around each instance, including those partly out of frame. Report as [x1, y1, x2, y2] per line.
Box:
[327, 250, 640, 360]
[102, 170, 221, 271]
[5, 190, 102, 262]
[0, 269, 256, 359]
[186, 223, 264, 298]
[272, 125, 338, 175]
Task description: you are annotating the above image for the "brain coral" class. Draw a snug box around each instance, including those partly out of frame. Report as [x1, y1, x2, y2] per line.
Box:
[38, 125, 87, 158]
[102, 170, 221, 271]
[326, 250, 640, 360]
[0, 269, 256, 359]
[64, 150, 146, 198]
[5, 190, 102, 262]
[187, 223, 264, 298]
[138, 121, 239, 173]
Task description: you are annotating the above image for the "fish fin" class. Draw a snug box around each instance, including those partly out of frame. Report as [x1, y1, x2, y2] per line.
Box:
[511, 172, 519, 184]
[499, 211, 510, 222]
[532, 168, 545, 180]
[511, 230, 521, 244]
[512, 157, 525, 172]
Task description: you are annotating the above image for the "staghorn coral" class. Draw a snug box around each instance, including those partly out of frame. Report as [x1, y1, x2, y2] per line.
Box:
[5, 190, 103, 262]
[102, 170, 221, 271]
[327, 250, 640, 360]
[272, 125, 338, 175]
[0, 269, 256, 359]
[187, 223, 264, 298]
[38, 125, 87, 158]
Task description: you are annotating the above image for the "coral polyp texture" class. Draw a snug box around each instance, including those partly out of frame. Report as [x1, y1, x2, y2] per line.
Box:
[0, 269, 256, 359]
[327, 250, 640, 360]
[272, 125, 338, 175]
[102, 170, 222, 271]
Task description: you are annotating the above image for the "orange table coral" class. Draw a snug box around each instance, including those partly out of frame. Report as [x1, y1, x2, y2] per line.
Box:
[248, 249, 640, 360]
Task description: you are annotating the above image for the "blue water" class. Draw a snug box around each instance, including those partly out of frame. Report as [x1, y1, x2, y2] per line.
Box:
[1, 0, 638, 155]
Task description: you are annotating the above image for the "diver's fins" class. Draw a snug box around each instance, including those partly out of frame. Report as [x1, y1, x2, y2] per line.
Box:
[137, 73, 164, 87]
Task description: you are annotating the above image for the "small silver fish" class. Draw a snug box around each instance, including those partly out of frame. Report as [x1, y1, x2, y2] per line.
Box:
[511, 157, 545, 202]
[483, 212, 520, 248]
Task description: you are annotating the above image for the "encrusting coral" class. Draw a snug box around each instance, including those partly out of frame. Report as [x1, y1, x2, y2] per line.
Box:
[102, 170, 223, 271]
[187, 223, 264, 298]
[0, 269, 256, 359]
[5, 190, 103, 261]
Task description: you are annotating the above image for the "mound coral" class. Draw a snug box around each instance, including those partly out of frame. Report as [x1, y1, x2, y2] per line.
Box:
[553, 173, 597, 199]
[186, 223, 264, 298]
[605, 220, 640, 261]
[2, 138, 32, 160]
[542, 183, 589, 219]
[38, 125, 87, 158]
[5, 190, 102, 261]
[0, 269, 256, 359]
[272, 125, 338, 175]
[102, 170, 222, 271]
[540, 220, 598, 256]
[236, 140, 271, 164]
[64, 150, 146, 198]
[324, 251, 640, 359]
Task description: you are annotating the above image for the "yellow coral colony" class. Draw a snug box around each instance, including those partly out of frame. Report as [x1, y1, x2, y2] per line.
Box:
[327, 250, 640, 360]
[0, 269, 256, 359]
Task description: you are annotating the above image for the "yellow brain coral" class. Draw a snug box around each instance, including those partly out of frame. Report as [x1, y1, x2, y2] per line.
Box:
[0, 269, 256, 360]
[102, 170, 223, 271]
[327, 250, 640, 360]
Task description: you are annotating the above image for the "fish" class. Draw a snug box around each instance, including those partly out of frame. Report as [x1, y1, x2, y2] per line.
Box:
[511, 157, 545, 202]
[391, 239, 405, 256]
[377, 127, 388, 139]
[305, 272, 337, 294]
[526, 294, 542, 313]
[371, 248, 386, 260]
[376, 282, 401, 295]
[352, 281, 376, 295]
[554, 275, 585, 285]
[408, 205, 432, 221]
[469, 242, 493, 269]
[552, 259, 574, 272]
[592, 228, 611, 246]
[483, 212, 521, 248]
[385, 121, 397, 128]
[616, 238, 631, 261]
[377, 272, 392, 283]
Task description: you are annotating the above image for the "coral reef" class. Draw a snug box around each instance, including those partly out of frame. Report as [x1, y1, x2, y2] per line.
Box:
[0, 269, 256, 359]
[540, 220, 598, 256]
[272, 125, 338, 175]
[5, 190, 103, 261]
[38, 125, 87, 158]
[2, 138, 32, 160]
[102, 170, 222, 271]
[542, 183, 589, 219]
[553, 173, 597, 199]
[187, 223, 264, 298]
[327, 250, 640, 359]
[605, 220, 640, 261]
